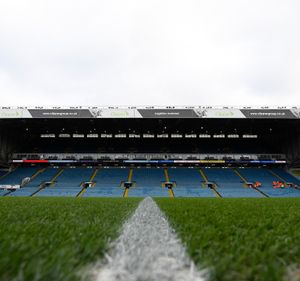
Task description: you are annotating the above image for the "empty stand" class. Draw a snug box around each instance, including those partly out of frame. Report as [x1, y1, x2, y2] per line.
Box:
[83, 168, 128, 197]
[163, 168, 174, 198]
[1, 166, 300, 198]
[128, 168, 168, 197]
[203, 168, 262, 198]
[36, 168, 91, 197]
[0, 167, 40, 196]
[168, 168, 214, 197]
[76, 168, 98, 197]
[291, 170, 300, 178]
[199, 168, 222, 197]
[237, 168, 300, 197]
[8, 168, 59, 197]
[0, 189, 8, 196]
[0, 170, 9, 179]
[270, 168, 300, 185]
[123, 168, 134, 197]
[30, 168, 65, 196]
[0, 167, 39, 186]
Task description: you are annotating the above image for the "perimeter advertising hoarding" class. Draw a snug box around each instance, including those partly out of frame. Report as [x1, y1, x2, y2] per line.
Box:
[137, 109, 199, 118]
[291, 108, 300, 118]
[88, 109, 141, 118]
[240, 109, 296, 119]
[29, 109, 141, 118]
[0, 108, 299, 119]
[0, 109, 32, 118]
[194, 109, 246, 118]
[28, 109, 93, 118]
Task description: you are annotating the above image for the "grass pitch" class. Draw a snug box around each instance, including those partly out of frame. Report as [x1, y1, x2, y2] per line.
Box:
[0, 197, 141, 281]
[156, 198, 300, 281]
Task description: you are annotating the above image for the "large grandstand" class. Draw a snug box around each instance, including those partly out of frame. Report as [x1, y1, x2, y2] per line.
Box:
[1, 106, 300, 281]
[0, 106, 300, 198]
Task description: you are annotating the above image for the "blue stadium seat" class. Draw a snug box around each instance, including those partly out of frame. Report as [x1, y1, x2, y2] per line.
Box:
[83, 168, 128, 197]
[129, 168, 169, 197]
[168, 168, 214, 197]
[270, 168, 300, 185]
[1, 166, 300, 198]
[0, 189, 8, 196]
[37, 168, 93, 197]
[203, 168, 262, 198]
[0, 167, 38, 186]
[1, 167, 40, 196]
[10, 168, 60, 196]
[238, 168, 300, 197]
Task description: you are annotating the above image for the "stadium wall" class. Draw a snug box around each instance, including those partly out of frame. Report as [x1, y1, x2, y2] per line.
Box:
[0, 129, 15, 165]
[285, 126, 300, 163]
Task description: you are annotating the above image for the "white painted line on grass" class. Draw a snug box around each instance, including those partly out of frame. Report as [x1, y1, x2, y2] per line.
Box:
[90, 197, 206, 281]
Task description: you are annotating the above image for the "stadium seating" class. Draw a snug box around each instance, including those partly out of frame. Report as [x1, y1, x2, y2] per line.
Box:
[10, 168, 61, 196]
[203, 168, 262, 198]
[83, 168, 128, 197]
[168, 168, 214, 197]
[270, 168, 300, 184]
[1, 167, 300, 197]
[37, 168, 93, 197]
[0, 189, 8, 196]
[0, 167, 39, 186]
[128, 168, 169, 197]
[292, 170, 300, 177]
[237, 168, 300, 197]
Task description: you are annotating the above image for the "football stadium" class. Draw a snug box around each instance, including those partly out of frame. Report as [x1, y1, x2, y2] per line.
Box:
[0, 106, 300, 281]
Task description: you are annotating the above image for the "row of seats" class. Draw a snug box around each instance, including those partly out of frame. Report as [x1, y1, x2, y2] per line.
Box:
[237, 168, 300, 197]
[84, 168, 128, 197]
[203, 168, 262, 198]
[126, 168, 170, 197]
[0, 167, 299, 198]
[168, 168, 214, 197]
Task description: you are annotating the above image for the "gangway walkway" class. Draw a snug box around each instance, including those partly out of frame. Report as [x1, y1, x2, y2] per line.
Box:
[167, 168, 214, 197]
[199, 168, 222, 198]
[239, 168, 300, 197]
[123, 168, 133, 198]
[31, 168, 64, 196]
[233, 169, 266, 197]
[83, 168, 128, 197]
[128, 168, 168, 197]
[3, 167, 45, 196]
[164, 168, 174, 198]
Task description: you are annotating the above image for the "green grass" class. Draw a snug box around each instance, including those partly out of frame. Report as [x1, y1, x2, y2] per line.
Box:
[0, 197, 141, 281]
[156, 198, 300, 281]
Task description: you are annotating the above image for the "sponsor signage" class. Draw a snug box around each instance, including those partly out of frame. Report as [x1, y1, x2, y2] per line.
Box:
[240, 109, 296, 119]
[0, 109, 31, 118]
[0, 185, 20, 189]
[89, 109, 141, 118]
[28, 109, 93, 118]
[194, 109, 246, 118]
[0, 108, 299, 119]
[13, 159, 286, 164]
[138, 109, 199, 118]
[291, 108, 300, 118]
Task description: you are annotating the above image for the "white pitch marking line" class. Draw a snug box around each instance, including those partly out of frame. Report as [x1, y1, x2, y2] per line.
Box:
[90, 197, 206, 281]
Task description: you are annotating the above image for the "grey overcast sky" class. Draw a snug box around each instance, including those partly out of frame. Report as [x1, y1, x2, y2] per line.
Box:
[0, 0, 299, 106]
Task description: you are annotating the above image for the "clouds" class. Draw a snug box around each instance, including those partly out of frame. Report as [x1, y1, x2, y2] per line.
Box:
[0, 0, 299, 106]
